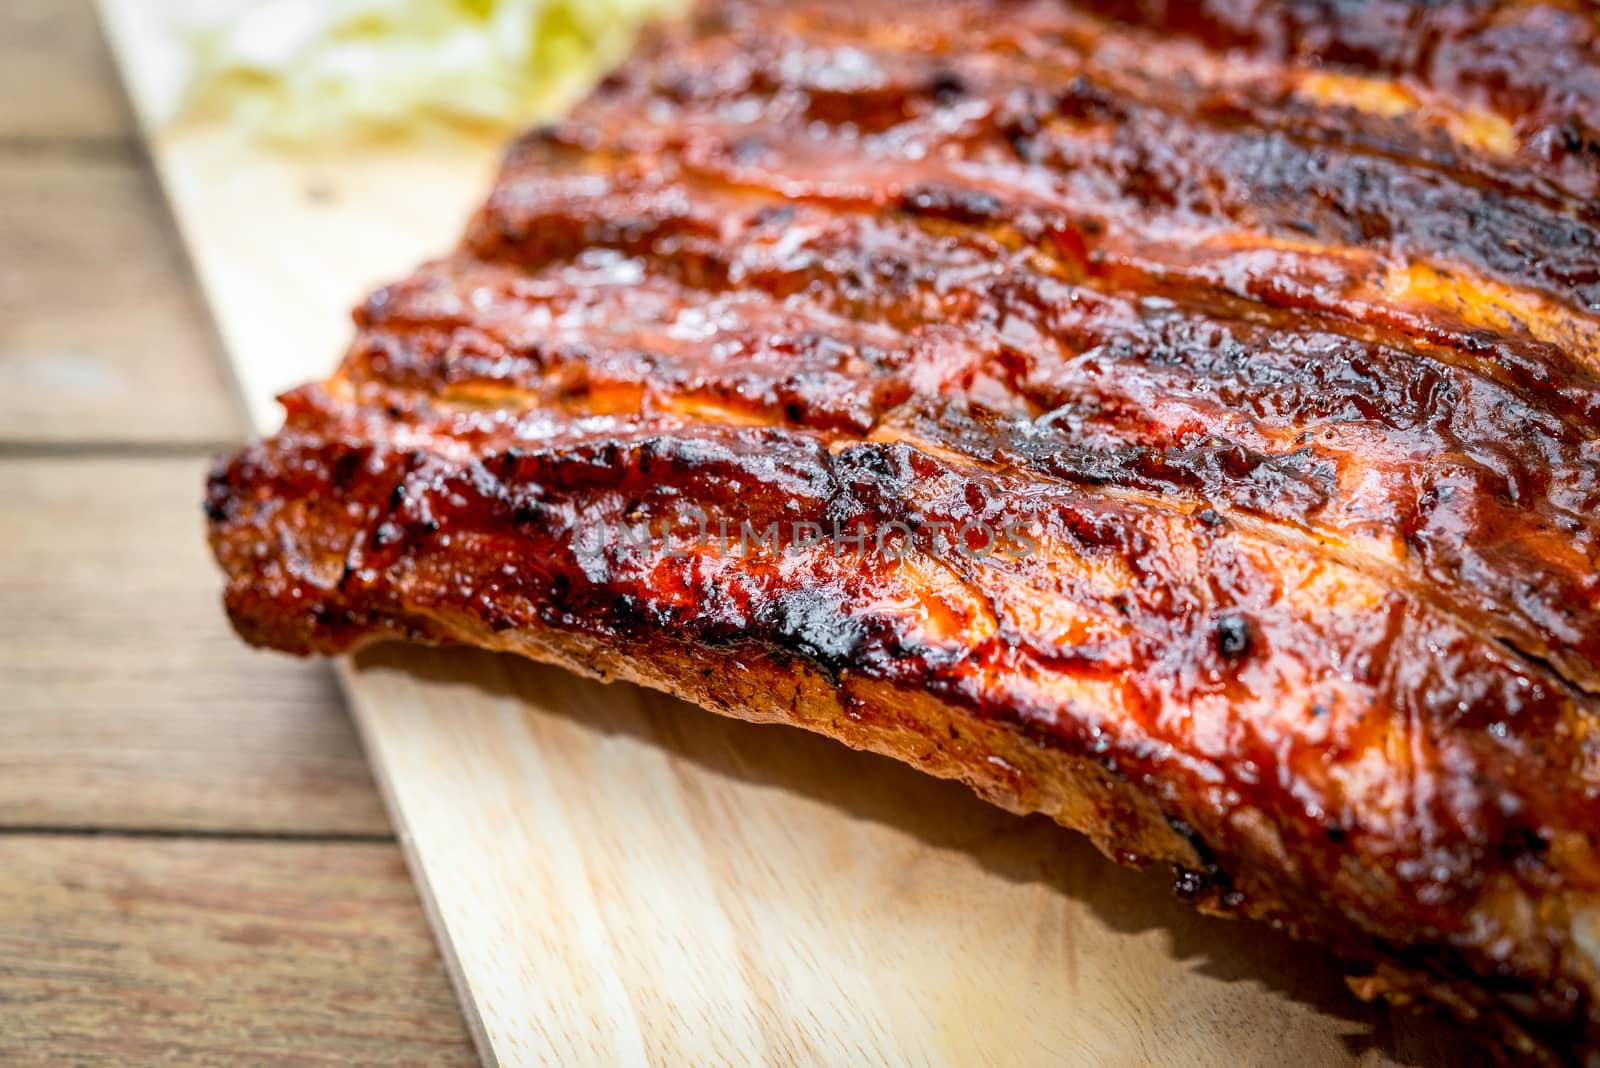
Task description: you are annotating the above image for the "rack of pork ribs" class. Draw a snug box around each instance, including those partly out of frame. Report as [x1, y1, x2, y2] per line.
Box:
[207, 1, 1600, 1062]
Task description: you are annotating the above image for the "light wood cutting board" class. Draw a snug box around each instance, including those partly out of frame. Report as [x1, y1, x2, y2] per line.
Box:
[98, 5, 1484, 1065]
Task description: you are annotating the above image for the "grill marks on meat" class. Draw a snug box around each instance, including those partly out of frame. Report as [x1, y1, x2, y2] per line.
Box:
[208, 0, 1600, 1062]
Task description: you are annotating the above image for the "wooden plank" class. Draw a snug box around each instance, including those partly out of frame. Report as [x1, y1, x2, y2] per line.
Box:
[0, 456, 389, 835]
[0, 157, 239, 445]
[352, 645, 1483, 1068]
[97, 5, 1490, 1065]
[0, 835, 477, 1067]
[0, 0, 131, 142]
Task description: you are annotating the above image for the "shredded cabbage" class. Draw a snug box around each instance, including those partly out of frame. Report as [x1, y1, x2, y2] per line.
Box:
[177, 0, 684, 143]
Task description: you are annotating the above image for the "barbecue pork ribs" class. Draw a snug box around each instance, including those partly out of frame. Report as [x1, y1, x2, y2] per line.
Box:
[207, 0, 1600, 1061]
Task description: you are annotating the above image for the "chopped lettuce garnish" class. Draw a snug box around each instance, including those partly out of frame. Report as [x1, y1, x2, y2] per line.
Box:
[178, 0, 684, 142]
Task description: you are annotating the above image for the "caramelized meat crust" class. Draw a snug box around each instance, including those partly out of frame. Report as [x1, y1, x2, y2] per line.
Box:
[207, 1, 1600, 1061]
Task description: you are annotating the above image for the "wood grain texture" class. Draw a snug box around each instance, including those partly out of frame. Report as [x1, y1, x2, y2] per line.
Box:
[0, 835, 477, 1067]
[0, 157, 239, 444]
[0, 456, 389, 835]
[97, 3, 1491, 1064]
[0, 0, 131, 142]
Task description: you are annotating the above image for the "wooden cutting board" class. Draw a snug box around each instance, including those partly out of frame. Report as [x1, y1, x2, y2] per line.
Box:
[98, 5, 1483, 1065]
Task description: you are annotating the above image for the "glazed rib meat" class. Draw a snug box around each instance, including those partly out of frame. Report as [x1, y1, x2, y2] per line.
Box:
[207, 0, 1600, 1061]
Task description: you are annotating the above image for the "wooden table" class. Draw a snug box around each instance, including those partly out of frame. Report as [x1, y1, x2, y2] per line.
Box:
[0, 3, 476, 1062]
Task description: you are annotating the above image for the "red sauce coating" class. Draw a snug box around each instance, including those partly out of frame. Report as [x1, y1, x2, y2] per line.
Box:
[208, 1, 1600, 1060]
